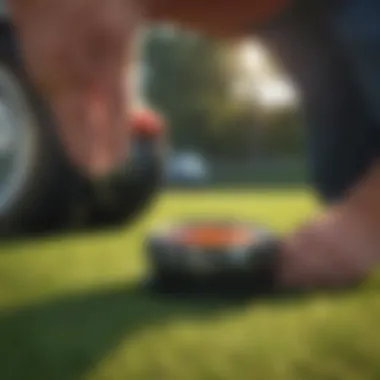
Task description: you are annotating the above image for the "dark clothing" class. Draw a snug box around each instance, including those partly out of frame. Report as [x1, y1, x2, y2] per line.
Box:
[256, 1, 380, 202]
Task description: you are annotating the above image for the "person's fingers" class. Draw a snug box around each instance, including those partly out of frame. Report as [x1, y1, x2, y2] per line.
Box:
[10, 0, 141, 176]
[278, 207, 380, 290]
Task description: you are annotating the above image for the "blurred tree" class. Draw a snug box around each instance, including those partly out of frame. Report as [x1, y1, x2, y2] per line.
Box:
[143, 26, 305, 159]
[144, 27, 227, 153]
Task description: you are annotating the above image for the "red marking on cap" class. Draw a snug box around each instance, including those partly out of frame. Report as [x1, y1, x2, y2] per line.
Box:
[130, 109, 166, 137]
[172, 225, 254, 247]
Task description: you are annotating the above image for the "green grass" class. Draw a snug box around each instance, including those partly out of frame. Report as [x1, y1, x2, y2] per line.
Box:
[1, 189, 380, 380]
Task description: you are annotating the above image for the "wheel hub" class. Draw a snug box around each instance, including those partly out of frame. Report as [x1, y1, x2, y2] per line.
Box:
[0, 66, 34, 215]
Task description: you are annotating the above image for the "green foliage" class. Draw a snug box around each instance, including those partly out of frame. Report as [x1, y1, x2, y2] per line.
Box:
[144, 27, 305, 159]
[0, 191, 379, 380]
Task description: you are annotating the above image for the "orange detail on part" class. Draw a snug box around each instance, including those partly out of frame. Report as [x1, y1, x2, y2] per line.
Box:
[172, 225, 254, 247]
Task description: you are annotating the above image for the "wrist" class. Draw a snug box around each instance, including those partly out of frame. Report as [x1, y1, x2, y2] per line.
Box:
[345, 161, 380, 234]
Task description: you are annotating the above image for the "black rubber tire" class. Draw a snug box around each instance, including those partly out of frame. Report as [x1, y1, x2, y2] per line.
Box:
[0, 23, 89, 237]
[88, 137, 163, 228]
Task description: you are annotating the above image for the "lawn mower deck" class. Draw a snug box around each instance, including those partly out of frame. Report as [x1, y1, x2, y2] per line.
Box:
[144, 219, 280, 297]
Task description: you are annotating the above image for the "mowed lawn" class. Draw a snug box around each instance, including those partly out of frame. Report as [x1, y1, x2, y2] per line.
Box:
[1, 189, 380, 380]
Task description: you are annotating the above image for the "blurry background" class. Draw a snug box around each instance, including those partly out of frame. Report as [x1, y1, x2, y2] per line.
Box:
[1, 23, 378, 380]
[141, 25, 306, 187]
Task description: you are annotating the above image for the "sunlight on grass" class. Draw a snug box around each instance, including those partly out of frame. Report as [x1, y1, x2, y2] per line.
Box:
[1, 190, 380, 380]
[0, 189, 316, 308]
